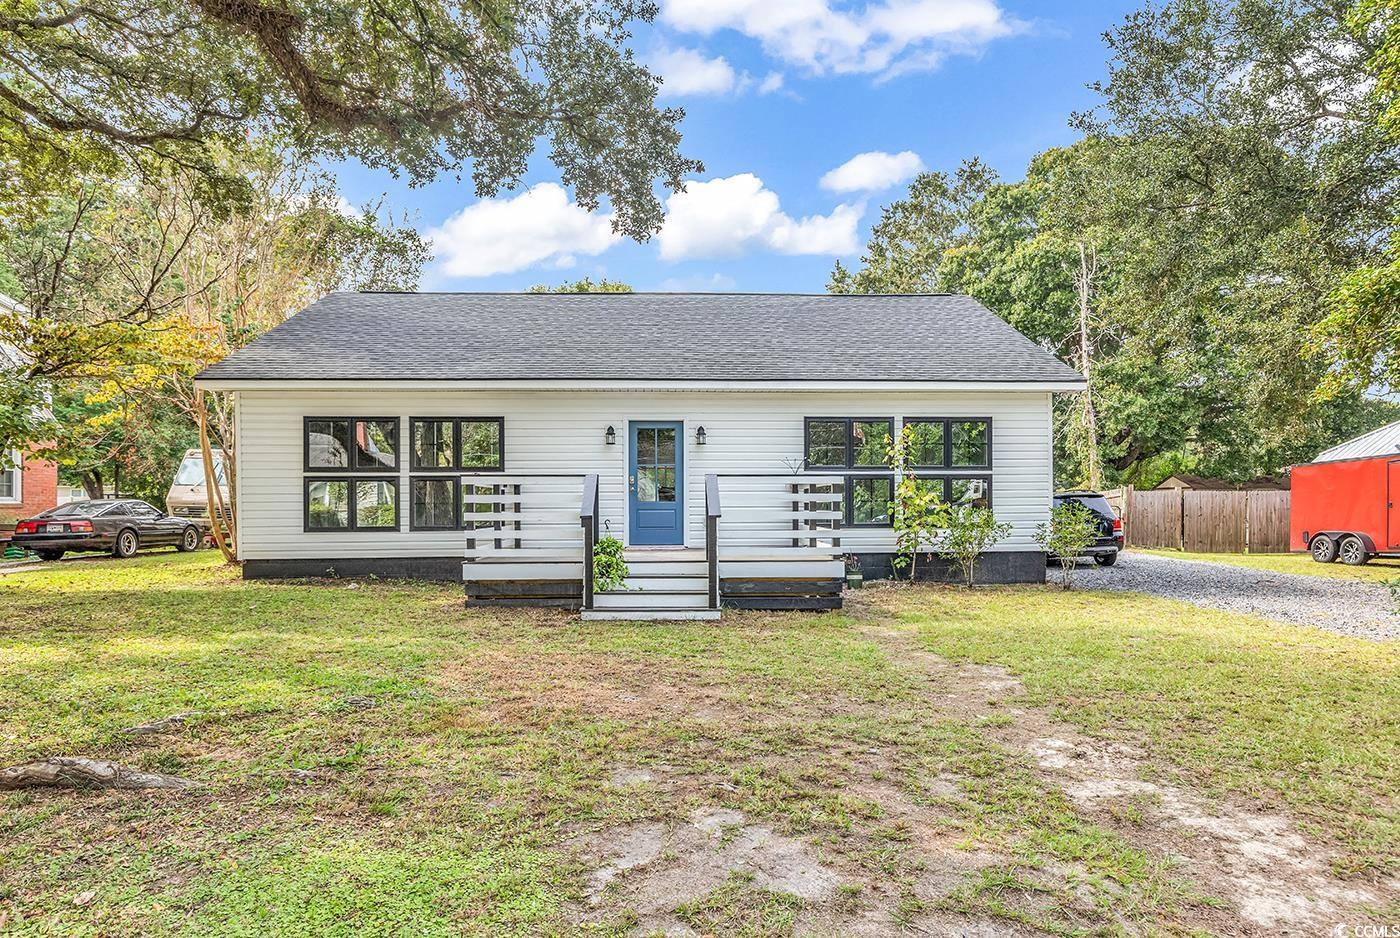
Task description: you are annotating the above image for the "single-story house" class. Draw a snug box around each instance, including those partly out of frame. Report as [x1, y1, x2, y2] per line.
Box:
[194, 292, 1085, 619]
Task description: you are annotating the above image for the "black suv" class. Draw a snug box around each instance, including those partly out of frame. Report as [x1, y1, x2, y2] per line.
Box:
[1052, 491, 1124, 566]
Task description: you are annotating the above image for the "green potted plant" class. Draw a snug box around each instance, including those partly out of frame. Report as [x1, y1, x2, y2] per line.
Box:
[592, 536, 630, 592]
[845, 555, 863, 589]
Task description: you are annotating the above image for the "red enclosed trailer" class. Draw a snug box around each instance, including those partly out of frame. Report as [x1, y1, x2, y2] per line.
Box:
[1291, 421, 1400, 565]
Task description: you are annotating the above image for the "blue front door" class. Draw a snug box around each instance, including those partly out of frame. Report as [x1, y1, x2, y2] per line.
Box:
[629, 422, 684, 545]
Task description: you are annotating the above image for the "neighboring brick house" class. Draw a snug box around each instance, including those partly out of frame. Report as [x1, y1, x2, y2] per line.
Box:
[1, 292, 60, 543]
[1, 447, 60, 541]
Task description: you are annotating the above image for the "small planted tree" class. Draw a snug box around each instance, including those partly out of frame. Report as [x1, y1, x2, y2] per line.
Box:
[935, 504, 1012, 588]
[1036, 502, 1100, 590]
[887, 426, 947, 579]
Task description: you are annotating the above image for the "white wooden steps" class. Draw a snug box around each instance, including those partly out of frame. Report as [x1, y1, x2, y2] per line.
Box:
[581, 548, 720, 621]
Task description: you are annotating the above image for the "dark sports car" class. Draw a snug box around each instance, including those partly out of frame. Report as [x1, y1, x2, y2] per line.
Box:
[11, 499, 204, 561]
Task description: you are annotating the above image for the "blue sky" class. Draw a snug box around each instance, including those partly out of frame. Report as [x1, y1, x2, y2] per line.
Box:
[331, 1, 1141, 293]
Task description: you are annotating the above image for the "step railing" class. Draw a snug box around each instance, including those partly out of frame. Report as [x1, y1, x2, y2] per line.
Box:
[461, 472, 588, 560]
[705, 474, 721, 609]
[711, 473, 844, 555]
[709, 473, 846, 610]
[581, 473, 599, 611]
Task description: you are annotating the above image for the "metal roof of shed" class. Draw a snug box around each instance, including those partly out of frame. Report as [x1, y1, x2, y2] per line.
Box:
[1314, 420, 1400, 462]
[195, 292, 1086, 385]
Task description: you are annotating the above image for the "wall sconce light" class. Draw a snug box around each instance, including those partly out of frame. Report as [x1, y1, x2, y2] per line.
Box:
[696, 426, 707, 445]
[605, 425, 616, 445]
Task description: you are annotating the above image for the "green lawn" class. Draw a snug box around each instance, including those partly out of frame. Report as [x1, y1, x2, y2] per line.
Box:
[1135, 547, 1400, 582]
[0, 553, 1395, 935]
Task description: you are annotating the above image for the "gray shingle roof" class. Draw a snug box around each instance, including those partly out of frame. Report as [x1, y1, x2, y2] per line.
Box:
[196, 292, 1085, 384]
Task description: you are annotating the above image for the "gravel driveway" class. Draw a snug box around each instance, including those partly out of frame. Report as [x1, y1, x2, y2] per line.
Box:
[1076, 552, 1399, 641]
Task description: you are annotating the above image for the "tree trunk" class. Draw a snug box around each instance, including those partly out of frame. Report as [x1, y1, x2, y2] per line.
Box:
[196, 391, 238, 563]
[1073, 241, 1102, 491]
[80, 469, 104, 500]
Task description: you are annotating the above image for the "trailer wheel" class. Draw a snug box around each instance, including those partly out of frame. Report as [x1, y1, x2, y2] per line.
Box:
[1309, 534, 1339, 563]
[1339, 535, 1369, 566]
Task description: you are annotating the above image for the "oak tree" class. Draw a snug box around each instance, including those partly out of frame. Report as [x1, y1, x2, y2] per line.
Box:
[0, 0, 701, 236]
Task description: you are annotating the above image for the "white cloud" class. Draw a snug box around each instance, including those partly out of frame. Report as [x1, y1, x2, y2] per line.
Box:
[428, 183, 619, 277]
[651, 47, 742, 96]
[651, 48, 790, 98]
[820, 150, 924, 193]
[333, 194, 360, 218]
[659, 0, 1016, 77]
[658, 173, 861, 260]
[768, 203, 864, 254]
[758, 71, 786, 94]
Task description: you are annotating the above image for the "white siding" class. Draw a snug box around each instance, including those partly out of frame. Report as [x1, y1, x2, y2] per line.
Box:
[233, 389, 1054, 560]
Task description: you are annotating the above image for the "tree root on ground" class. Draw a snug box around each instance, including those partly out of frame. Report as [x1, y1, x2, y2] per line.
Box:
[0, 757, 200, 790]
[120, 713, 199, 735]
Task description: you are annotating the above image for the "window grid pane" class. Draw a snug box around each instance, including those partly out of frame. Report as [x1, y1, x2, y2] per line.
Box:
[910, 476, 945, 503]
[354, 419, 398, 470]
[307, 419, 350, 469]
[657, 427, 676, 465]
[849, 476, 893, 525]
[460, 420, 502, 469]
[852, 420, 892, 467]
[413, 420, 455, 469]
[411, 478, 456, 529]
[950, 477, 991, 508]
[307, 480, 349, 529]
[806, 420, 846, 467]
[951, 420, 989, 467]
[355, 480, 398, 528]
[907, 420, 946, 468]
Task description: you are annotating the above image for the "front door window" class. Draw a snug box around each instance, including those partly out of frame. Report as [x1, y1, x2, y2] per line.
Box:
[629, 422, 685, 545]
[634, 426, 677, 503]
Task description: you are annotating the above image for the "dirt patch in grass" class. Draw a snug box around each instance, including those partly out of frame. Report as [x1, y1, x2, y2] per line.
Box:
[434, 646, 741, 729]
[572, 791, 1034, 937]
[857, 599, 1398, 935]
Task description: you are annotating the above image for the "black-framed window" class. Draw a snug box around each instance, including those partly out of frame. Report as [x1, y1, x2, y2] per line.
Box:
[905, 420, 946, 468]
[952, 420, 990, 468]
[410, 477, 458, 530]
[910, 475, 993, 510]
[305, 477, 399, 531]
[409, 480, 517, 532]
[804, 417, 894, 470]
[847, 475, 894, 526]
[409, 417, 504, 472]
[305, 417, 399, 472]
[840, 475, 992, 530]
[412, 419, 455, 469]
[805, 419, 845, 467]
[904, 418, 992, 470]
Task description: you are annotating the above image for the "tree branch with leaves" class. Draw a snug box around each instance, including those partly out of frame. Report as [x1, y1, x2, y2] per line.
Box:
[0, 0, 701, 235]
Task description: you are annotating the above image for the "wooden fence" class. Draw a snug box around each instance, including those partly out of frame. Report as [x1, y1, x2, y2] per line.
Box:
[1104, 487, 1290, 554]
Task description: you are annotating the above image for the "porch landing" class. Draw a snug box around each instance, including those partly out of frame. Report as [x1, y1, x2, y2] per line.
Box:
[461, 472, 847, 618]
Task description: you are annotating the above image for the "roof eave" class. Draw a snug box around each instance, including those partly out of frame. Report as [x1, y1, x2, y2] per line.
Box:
[194, 376, 1088, 393]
